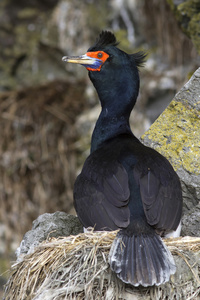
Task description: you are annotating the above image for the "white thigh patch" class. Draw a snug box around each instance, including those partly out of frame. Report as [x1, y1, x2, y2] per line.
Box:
[164, 222, 181, 238]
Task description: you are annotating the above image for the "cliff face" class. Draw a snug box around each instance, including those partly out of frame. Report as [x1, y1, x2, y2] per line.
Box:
[0, 0, 121, 90]
[0, 0, 198, 91]
[167, 0, 200, 55]
[0, 0, 58, 90]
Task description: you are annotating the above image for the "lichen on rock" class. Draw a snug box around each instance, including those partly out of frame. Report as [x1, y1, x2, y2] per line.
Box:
[141, 68, 200, 213]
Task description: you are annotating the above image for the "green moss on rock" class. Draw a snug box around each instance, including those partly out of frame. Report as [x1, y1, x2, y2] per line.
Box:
[142, 100, 200, 174]
[167, 0, 200, 54]
[188, 12, 200, 54]
[141, 68, 200, 209]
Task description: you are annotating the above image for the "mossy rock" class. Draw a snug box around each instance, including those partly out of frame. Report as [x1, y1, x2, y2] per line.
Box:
[167, 0, 200, 54]
[141, 68, 200, 212]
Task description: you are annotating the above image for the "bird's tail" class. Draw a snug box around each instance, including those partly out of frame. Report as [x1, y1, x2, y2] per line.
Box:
[109, 231, 176, 287]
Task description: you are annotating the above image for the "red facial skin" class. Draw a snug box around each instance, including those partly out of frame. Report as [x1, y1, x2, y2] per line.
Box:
[85, 51, 109, 71]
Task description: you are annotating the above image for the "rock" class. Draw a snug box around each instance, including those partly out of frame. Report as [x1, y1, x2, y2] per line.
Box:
[182, 202, 200, 236]
[16, 212, 82, 261]
[167, 0, 200, 54]
[0, 0, 136, 91]
[141, 68, 200, 214]
[0, 0, 110, 90]
[0, 0, 60, 90]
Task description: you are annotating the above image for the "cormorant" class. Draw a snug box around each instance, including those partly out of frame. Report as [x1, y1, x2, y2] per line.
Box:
[62, 31, 182, 287]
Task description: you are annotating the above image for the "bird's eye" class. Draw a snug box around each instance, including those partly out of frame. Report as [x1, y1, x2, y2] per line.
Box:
[97, 52, 103, 58]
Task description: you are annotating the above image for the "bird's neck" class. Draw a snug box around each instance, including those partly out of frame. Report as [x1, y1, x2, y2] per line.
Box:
[89, 66, 139, 153]
[91, 108, 132, 153]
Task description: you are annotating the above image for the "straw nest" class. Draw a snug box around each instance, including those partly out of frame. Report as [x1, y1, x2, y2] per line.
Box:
[3, 231, 200, 300]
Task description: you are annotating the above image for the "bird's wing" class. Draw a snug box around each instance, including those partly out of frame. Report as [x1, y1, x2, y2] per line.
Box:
[74, 155, 130, 231]
[133, 155, 182, 232]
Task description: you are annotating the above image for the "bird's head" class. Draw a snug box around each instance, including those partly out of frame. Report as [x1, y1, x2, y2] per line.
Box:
[62, 31, 146, 110]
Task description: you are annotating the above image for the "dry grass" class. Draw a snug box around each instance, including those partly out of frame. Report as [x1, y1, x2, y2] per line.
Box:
[3, 232, 200, 300]
[0, 80, 87, 246]
[165, 236, 200, 253]
[4, 231, 119, 300]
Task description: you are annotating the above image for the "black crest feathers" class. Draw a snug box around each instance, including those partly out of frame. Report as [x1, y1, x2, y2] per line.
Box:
[88, 30, 147, 68]
[88, 31, 119, 51]
[131, 51, 147, 68]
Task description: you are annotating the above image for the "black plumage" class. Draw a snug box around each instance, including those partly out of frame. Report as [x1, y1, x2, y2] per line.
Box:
[63, 31, 182, 287]
[88, 30, 119, 50]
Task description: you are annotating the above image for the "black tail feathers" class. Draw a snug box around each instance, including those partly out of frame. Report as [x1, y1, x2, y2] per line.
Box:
[109, 231, 176, 287]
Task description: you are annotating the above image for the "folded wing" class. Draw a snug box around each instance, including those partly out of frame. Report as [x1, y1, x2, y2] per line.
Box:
[74, 154, 130, 231]
[133, 155, 182, 233]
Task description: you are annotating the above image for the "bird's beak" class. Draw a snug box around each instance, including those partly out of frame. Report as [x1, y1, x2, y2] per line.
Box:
[62, 54, 100, 66]
[62, 53, 104, 71]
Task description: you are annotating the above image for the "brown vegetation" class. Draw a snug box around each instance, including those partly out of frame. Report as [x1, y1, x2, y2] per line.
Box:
[0, 79, 87, 245]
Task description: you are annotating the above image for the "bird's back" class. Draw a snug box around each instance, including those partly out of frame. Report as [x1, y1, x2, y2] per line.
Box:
[74, 133, 182, 286]
[74, 133, 182, 234]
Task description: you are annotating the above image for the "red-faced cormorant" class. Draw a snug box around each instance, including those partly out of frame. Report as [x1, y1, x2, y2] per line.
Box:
[62, 31, 182, 287]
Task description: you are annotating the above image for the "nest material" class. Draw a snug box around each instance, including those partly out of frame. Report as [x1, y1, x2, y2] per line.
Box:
[3, 232, 200, 300]
[0, 80, 87, 243]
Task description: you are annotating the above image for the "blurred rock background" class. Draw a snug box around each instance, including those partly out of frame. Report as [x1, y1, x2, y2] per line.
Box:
[0, 0, 199, 296]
